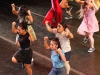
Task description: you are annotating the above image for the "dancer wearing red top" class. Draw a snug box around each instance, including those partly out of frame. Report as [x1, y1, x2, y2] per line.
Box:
[43, 0, 62, 28]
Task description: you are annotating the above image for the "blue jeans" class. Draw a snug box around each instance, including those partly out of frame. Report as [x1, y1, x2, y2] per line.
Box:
[48, 66, 66, 75]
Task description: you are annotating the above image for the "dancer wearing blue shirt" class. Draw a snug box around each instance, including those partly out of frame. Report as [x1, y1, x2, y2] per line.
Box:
[44, 36, 66, 75]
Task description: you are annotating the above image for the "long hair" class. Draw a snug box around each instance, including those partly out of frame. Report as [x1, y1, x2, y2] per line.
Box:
[59, 22, 68, 30]
[18, 5, 28, 18]
[19, 21, 27, 30]
[78, 1, 88, 19]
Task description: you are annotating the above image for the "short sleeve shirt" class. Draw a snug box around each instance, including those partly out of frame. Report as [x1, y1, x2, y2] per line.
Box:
[52, 29, 71, 53]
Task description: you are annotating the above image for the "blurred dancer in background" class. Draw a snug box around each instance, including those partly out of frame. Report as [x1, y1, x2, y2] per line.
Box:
[43, 0, 62, 28]
[76, 0, 99, 52]
[60, 0, 73, 19]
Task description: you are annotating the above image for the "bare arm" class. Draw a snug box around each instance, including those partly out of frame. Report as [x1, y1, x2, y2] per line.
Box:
[67, 32, 74, 39]
[12, 22, 18, 34]
[45, 21, 53, 33]
[63, 28, 74, 39]
[75, 0, 84, 4]
[66, 28, 74, 39]
[57, 48, 66, 62]
[28, 28, 34, 42]
[11, 3, 18, 15]
[91, 0, 99, 12]
[44, 36, 50, 50]
[27, 10, 34, 22]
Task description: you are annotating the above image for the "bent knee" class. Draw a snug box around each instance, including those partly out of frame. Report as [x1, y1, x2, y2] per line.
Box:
[12, 57, 18, 63]
[77, 30, 80, 34]
[77, 29, 82, 35]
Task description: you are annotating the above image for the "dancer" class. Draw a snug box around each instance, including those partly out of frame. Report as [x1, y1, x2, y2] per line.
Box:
[12, 21, 34, 75]
[11, 3, 37, 41]
[45, 21, 74, 75]
[60, 0, 73, 19]
[43, 0, 62, 28]
[44, 36, 66, 75]
[11, 3, 36, 68]
[75, 0, 99, 52]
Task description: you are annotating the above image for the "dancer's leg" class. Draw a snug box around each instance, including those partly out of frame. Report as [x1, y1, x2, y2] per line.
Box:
[77, 29, 87, 36]
[24, 64, 32, 75]
[88, 32, 94, 48]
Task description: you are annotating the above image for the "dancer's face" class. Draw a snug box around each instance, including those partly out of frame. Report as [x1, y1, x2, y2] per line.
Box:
[57, 23, 64, 33]
[50, 41, 58, 50]
[17, 26, 25, 35]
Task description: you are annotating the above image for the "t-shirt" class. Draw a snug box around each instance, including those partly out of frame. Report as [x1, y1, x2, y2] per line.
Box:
[51, 50, 65, 68]
[18, 32, 30, 49]
[53, 29, 71, 53]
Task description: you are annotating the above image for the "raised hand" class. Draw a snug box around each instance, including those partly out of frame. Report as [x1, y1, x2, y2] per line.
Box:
[12, 22, 16, 26]
[57, 48, 62, 53]
[27, 10, 31, 15]
[44, 36, 49, 41]
[11, 3, 15, 7]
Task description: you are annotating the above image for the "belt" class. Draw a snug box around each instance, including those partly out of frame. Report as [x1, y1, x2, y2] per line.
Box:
[19, 47, 30, 51]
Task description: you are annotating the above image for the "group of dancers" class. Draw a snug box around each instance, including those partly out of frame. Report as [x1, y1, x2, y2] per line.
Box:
[10, 0, 100, 75]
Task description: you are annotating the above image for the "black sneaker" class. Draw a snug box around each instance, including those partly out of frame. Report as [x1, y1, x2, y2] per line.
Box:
[83, 37, 88, 43]
[65, 15, 72, 19]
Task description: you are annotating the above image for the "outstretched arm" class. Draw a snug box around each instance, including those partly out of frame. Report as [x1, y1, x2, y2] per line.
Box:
[11, 3, 18, 15]
[12, 22, 18, 34]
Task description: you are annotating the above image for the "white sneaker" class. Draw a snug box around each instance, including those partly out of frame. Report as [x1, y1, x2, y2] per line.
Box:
[31, 58, 34, 61]
[31, 58, 34, 66]
[16, 34, 19, 42]
[88, 48, 95, 52]
[65, 15, 72, 19]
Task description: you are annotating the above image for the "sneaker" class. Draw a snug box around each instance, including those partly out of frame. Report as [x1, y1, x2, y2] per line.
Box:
[65, 15, 72, 19]
[83, 37, 88, 43]
[22, 62, 25, 69]
[88, 48, 95, 52]
[16, 34, 19, 42]
[31, 58, 34, 66]
[66, 6, 73, 12]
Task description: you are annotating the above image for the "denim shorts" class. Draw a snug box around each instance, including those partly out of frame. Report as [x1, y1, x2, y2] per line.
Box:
[64, 51, 71, 61]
